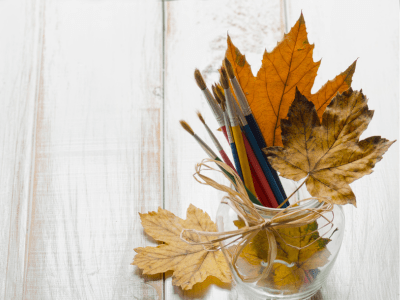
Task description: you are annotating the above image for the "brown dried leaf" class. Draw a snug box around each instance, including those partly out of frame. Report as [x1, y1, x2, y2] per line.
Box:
[264, 88, 395, 206]
[132, 204, 231, 290]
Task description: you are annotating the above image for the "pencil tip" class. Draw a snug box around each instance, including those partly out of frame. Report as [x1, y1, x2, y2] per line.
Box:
[194, 69, 207, 90]
[196, 111, 205, 124]
[179, 120, 194, 135]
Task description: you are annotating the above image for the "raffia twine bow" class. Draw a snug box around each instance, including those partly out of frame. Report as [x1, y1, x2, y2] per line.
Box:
[180, 158, 335, 283]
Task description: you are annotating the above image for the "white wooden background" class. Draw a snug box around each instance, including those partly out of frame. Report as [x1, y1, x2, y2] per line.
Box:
[0, 0, 398, 299]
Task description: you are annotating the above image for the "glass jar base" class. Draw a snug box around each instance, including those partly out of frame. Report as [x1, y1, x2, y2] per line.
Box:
[230, 270, 322, 300]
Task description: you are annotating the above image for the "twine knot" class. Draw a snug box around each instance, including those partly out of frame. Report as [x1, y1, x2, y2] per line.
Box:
[261, 219, 271, 229]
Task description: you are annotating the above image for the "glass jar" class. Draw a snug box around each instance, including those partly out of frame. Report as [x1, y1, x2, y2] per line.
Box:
[216, 180, 345, 300]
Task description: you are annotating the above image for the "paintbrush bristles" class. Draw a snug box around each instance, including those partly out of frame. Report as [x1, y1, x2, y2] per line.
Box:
[215, 84, 225, 101]
[219, 92, 227, 112]
[196, 111, 205, 124]
[224, 58, 235, 79]
[219, 67, 230, 89]
[212, 85, 221, 104]
[220, 98, 226, 112]
[212, 85, 226, 112]
[179, 120, 194, 135]
[194, 69, 207, 90]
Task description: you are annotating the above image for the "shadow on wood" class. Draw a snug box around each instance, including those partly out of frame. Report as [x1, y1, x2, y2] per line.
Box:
[311, 289, 324, 300]
[168, 271, 231, 299]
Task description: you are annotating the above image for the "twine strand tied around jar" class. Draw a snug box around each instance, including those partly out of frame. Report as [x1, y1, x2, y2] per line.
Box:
[180, 159, 335, 283]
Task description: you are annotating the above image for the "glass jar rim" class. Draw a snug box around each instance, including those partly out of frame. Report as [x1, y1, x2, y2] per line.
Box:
[253, 198, 324, 213]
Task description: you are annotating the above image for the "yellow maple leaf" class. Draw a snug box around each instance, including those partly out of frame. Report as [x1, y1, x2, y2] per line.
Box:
[225, 13, 357, 147]
[269, 222, 331, 292]
[132, 204, 231, 290]
[232, 219, 330, 292]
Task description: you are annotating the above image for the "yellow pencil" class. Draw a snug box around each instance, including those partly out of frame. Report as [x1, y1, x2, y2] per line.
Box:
[219, 67, 256, 196]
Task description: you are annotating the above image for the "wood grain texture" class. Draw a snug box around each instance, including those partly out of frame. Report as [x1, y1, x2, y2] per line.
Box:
[0, 0, 398, 299]
[0, 1, 43, 298]
[286, 1, 399, 299]
[19, 1, 164, 299]
[163, 1, 284, 298]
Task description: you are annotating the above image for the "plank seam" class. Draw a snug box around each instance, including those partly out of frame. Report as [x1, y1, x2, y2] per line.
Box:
[22, 0, 46, 296]
[162, 0, 166, 299]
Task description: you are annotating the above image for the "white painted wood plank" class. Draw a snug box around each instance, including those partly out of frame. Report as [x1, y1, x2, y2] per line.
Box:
[163, 1, 284, 299]
[22, 1, 164, 299]
[0, 1, 43, 298]
[286, 1, 399, 299]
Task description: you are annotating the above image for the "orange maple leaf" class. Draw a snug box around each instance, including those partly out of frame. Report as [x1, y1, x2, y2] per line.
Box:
[225, 13, 357, 147]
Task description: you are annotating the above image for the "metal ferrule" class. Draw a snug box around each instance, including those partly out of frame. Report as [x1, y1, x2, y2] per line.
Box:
[204, 123, 223, 152]
[231, 77, 252, 116]
[202, 88, 225, 128]
[223, 111, 234, 144]
[232, 95, 248, 126]
[224, 88, 240, 127]
[193, 134, 218, 159]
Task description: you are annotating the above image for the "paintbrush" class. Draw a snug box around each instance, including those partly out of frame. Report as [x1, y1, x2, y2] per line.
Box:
[216, 82, 283, 208]
[224, 58, 289, 206]
[194, 69, 225, 129]
[196, 111, 236, 172]
[213, 84, 273, 206]
[179, 120, 262, 206]
[220, 67, 256, 197]
[198, 84, 273, 207]
[216, 92, 244, 181]
[217, 82, 277, 207]
[212, 85, 230, 142]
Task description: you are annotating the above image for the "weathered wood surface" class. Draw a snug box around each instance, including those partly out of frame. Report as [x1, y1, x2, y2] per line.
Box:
[0, 0, 398, 299]
[286, 2, 399, 299]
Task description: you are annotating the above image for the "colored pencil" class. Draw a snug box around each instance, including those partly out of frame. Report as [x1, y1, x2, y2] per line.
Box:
[220, 67, 256, 197]
[224, 58, 289, 206]
[179, 120, 262, 206]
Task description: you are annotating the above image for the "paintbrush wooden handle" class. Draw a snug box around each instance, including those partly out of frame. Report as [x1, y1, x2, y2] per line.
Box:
[230, 142, 243, 181]
[245, 115, 288, 201]
[243, 125, 287, 208]
[242, 132, 278, 208]
[249, 159, 274, 207]
[231, 126, 256, 196]
[221, 126, 229, 143]
[219, 149, 236, 173]
[214, 157, 262, 206]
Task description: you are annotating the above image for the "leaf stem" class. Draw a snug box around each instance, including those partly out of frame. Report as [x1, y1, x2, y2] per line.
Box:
[277, 176, 308, 208]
